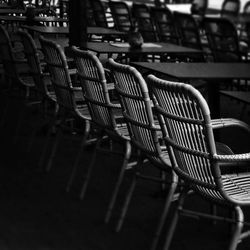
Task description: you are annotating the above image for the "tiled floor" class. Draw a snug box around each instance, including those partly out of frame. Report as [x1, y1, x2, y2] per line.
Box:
[0, 89, 250, 250]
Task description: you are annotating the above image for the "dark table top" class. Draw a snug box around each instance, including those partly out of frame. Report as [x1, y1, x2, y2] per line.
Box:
[130, 62, 250, 80]
[0, 15, 68, 23]
[82, 42, 202, 55]
[21, 25, 126, 36]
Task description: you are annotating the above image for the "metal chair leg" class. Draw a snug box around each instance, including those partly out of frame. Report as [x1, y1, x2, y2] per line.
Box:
[163, 188, 189, 250]
[12, 101, 26, 144]
[38, 110, 58, 169]
[66, 120, 91, 193]
[79, 134, 103, 200]
[104, 140, 132, 224]
[115, 172, 137, 233]
[150, 172, 178, 250]
[228, 206, 244, 250]
[45, 124, 63, 172]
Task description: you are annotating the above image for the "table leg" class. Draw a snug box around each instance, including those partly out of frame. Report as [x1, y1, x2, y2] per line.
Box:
[208, 81, 220, 119]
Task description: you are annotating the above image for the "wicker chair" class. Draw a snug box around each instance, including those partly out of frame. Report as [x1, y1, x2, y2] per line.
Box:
[69, 47, 133, 221]
[221, 0, 240, 18]
[109, 1, 133, 33]
[16, 29, 57, 152]
[150, 7, 180, 45]
[108, 58, 178, 250]
[132, 3, 158, 42]
[148, 74, 250, 250]
[0, 25, 35, 140]
[38, 36, 91, 174]
[173, 11, 206, 62]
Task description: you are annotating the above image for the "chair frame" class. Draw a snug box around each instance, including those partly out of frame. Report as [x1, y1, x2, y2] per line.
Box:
[38, 36, 91, 174]
[69, 46, 134, 224]
[148, 74, 250, 250]
[108, 58, 179, 250]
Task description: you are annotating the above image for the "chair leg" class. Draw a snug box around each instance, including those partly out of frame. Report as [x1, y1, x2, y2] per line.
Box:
[0, 96, 10, 129]
[150, 172, 178, 250]
[45, 124, 63, 173]
[228, 206, 244, 250]
[66, 120, 91, 193]
[115, 173, 137, 233]
[79, 134, 104, 200]
[162, 188, 189, 250]
[38, 112, 58, 169]
[104, 140, 132, 224]
[12, 101, 27, 144]
[115, 155, 144, 233]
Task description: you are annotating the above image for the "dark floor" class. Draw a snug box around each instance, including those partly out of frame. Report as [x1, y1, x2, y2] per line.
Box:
[1, 87, 250, 250]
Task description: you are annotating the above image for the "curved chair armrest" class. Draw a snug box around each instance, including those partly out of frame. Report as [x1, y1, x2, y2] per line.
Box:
[110, 103, 121, 109]
[72, 86, 82, 92]
[211, 118, 250, 134]
[214, 152, 250, 162]
[14, 58, 28, 64]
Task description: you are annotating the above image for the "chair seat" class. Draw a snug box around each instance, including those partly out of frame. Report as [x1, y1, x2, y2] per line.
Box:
[19, 75, 35, 88]
[77, 104, 91, 120]
[115, 122, 130, 138]
[222, 173, 250, 203]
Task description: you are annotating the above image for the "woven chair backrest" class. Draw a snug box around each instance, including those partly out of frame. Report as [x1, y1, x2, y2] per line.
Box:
[108, 59, 168, 167]
[243, 0, 250, 13]
[17, 30, 48, 95]
[90, 0, 109, 28]
[132, 3, 157, 42]
[147, 75, 226, 196]
[203, 17, 241, 62]
[109, 1, 133, 32]
[71, 46, 118, 130]
[0, 25, 19, 80]
[39, 36, 76, 111]
[174, 11, 203, 50]
[221, 0, 240, 17]
[150, 7, 180, 44]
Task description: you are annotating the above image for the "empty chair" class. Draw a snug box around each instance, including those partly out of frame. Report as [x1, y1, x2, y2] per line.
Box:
[151, 7, 180, 44]
[132, 3, 157, 42]
[0, 25, 34, 97]
[173, 11, 206, 61]
[16, 29, 57, 150]
[243, 0, 250, 13]
[68, 46, 133, 224]
[148, 74, 250, 250]
[108, 58, 178, 250]
[239, 1, 250, 47]
[90, 0, 110, 28]
[203, 17, 243, 62]
[0, 24, 35, 137]
[38, 36, 92, 173]
[190, 0, 208, 16]
[221, 0, 240, 18]
[109, 1, 133, 33]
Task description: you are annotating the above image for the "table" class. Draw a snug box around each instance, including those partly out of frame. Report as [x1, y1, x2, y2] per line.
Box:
[21, 25, 126, 38]
[130, 62, 250, 118]
[81, 42, 202, 60]
[0, 8, 25, 15]
[0, 15, 68, 25]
